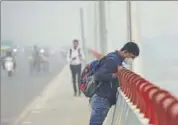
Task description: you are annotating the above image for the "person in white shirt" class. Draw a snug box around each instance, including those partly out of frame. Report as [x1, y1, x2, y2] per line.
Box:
[67, 39, 85, 96]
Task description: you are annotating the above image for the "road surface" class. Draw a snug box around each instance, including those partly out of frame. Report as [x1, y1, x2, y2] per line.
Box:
[1, 52, 66, 125]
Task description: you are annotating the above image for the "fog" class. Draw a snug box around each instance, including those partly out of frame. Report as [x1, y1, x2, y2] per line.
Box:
[136, 1, 178, 95]
[103, 1, 178, 96]
[1, 1, 178, 124]
[1, 1, 89, 47]
[1, 1, 178, 97]
[86, 1, 178, 95]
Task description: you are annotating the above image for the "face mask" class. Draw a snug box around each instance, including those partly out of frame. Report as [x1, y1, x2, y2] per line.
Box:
[124, 58, 133, 65]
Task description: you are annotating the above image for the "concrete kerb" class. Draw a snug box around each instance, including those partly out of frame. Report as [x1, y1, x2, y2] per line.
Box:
[13, 65, 68, 125]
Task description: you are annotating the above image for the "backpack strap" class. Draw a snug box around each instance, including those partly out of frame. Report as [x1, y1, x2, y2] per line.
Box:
[92, 53, 120, 72]
[69, 49, 72, 58]
[92, 56, 107, 72]
[70, 48, 81, 58]
[78, 48, 81, 57]
[106, 53, 120, 66]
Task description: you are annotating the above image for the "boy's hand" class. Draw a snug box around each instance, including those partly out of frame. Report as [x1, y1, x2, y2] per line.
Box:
[117, 66, 124, 72]
[112, 73, 118, 78]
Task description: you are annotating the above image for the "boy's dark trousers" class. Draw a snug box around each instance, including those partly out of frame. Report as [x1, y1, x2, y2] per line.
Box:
[70, 64, 82, 96]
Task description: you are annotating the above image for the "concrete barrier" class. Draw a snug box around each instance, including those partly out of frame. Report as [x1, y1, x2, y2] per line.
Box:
[111, 88, 149, 125]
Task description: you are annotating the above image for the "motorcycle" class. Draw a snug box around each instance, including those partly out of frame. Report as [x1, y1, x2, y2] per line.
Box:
[4, 57, 15, 77]
[40, 54, 49, 72]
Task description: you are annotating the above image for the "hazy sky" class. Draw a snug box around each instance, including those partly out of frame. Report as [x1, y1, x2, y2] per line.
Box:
[2, 1, 178, 47]
[1, 1, 89, 47]
[107, 1, 178, 50]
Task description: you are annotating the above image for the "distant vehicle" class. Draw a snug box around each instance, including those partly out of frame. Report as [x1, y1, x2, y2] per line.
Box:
[3, 57, 16, 77]
[39, 49, 50, 72]
[28, 47, 50, 74]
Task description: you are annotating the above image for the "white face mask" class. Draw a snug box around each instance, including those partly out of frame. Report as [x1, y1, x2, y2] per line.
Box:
[124, 58, 133, 65]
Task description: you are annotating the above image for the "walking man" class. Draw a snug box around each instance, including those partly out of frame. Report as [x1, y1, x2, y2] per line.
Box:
[67, 39, 85, 96]
[89, 42, 140, 125]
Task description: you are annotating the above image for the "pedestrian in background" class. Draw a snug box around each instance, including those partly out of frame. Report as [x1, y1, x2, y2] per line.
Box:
[67, 39, 85, 96]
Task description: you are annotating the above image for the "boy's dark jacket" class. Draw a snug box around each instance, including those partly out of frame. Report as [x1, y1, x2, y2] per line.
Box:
[94, 51, 124, 105]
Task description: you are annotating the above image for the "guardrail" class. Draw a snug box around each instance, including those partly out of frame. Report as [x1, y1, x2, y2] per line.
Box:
[89, 49, 178, 125]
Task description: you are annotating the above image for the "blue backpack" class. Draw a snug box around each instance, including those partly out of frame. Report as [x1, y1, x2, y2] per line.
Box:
[80, 53, 120, 98]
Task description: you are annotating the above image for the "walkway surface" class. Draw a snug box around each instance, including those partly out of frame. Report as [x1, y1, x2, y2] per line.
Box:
[14, 66, 90, 125]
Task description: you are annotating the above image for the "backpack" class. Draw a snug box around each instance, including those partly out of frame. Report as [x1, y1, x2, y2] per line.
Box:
[69, 48, 81, 58]
[80, 53, 120, 98]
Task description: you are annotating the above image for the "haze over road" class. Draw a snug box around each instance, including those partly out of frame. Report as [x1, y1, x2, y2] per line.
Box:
[1, 52, 66, 125]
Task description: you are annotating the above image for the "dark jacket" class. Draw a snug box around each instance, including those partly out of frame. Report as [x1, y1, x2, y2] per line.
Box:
[94, 51, 124, 105]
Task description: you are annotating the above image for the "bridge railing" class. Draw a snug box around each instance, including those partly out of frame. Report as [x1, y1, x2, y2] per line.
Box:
[88, 49, 178, 125]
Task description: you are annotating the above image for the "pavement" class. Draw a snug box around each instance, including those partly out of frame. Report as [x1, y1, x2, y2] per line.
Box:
[1, 52, 66, 125]
[15, 66, 90, 125]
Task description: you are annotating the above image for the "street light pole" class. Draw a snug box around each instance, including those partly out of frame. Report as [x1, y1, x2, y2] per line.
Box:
[80, 8, 86, 56]
[98, 1, 107, 54]
[127, 0, 132, 42]
[129, 2, 144, 76]
[126, 0, 134, 71]
[94, 1, 98, 49]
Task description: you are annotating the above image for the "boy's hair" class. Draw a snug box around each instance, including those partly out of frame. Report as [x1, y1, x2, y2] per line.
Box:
[73, 39, 79, 43]
[121, 42, 140, 56]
